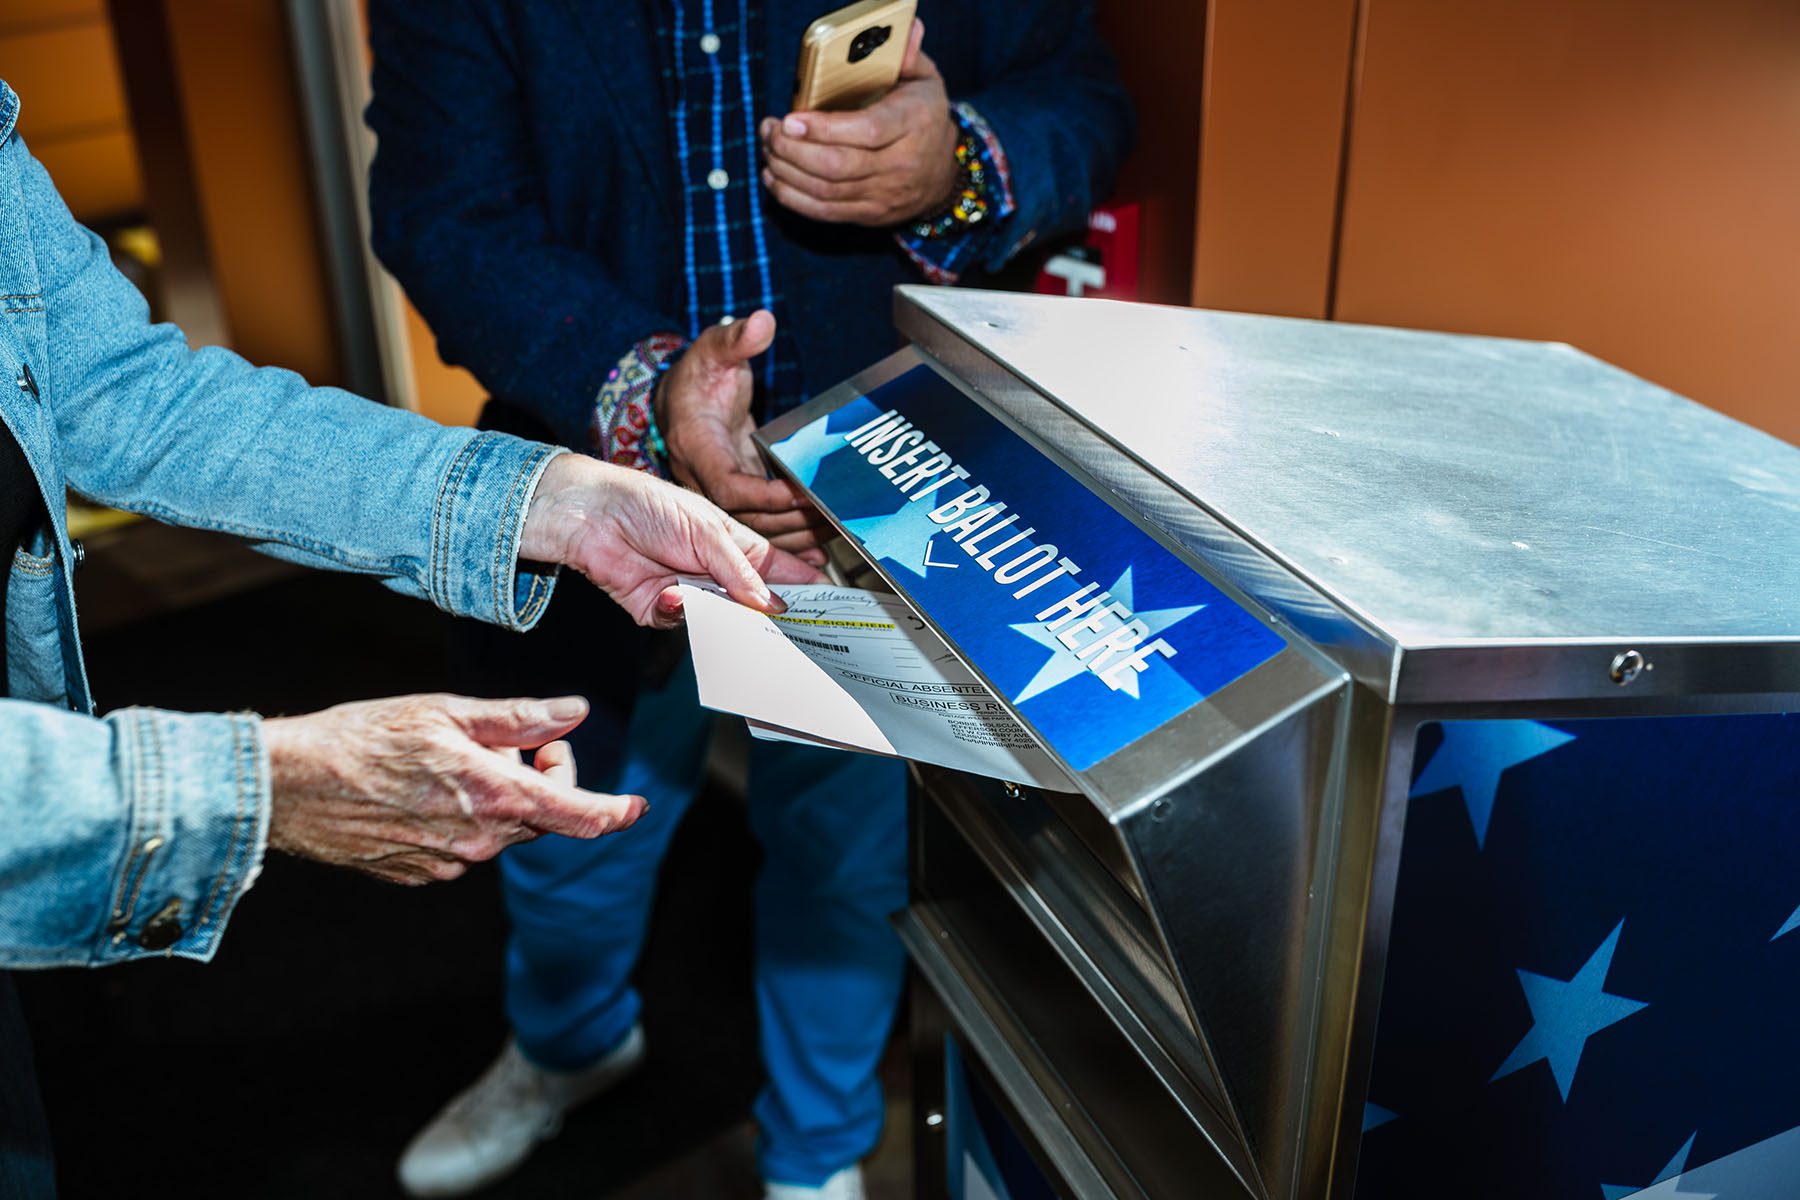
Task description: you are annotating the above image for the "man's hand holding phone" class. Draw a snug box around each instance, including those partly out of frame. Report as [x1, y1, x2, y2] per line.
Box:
[655, 311, 832, 566]
[758, 21, 958, 227]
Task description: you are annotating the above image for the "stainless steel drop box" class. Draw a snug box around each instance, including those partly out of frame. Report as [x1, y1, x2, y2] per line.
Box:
[756, 288, 1800, 1200]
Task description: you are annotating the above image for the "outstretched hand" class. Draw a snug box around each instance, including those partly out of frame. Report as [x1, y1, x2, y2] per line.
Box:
[655, 311, 830, 562]
[264, 693, 642, 885]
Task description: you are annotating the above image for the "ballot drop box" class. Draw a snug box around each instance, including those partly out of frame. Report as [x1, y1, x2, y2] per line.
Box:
[753, 288, 1800, 1200]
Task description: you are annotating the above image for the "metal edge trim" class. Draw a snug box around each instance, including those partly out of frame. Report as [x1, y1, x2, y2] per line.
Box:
[924, 780, 1264, 1194]
[892, 289, 1800, 710]
[898, 906, 1134, 1200]
[1100, 654, 1350, 825]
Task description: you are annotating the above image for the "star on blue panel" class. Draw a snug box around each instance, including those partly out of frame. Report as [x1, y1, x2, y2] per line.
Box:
[1007, 566, 1204, 703]
[1622, 1123, 1800, 1200]
[770, 416, 846, 489]
[843, 496, 947, 581]
[1411, 720, 1577, 850]
[1491, 920, 1649, 1102]
[1362, 1103, 1398, 1133]
[1599, 1131, 1699, 1200]
[1771, 904, 1800, 942]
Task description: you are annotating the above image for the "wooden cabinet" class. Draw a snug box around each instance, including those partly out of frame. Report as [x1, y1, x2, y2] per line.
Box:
[1188, 0, 1800, 444]
[2, 0, 143, 221]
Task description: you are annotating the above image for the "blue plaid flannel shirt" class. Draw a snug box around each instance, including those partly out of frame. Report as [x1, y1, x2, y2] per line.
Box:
[591, 0, 1014, 476]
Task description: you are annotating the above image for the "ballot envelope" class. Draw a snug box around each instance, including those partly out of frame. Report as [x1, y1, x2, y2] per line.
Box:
[742, 287, 1800, 1200]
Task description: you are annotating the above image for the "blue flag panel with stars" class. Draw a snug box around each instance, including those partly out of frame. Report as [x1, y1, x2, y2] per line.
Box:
[1355, 711, 1800, 1199]
[767, 365, 1284, 772]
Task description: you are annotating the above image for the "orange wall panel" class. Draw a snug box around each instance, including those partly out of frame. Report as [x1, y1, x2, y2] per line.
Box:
[1333, 0, 1800, 442]
[404, 300, 487, 429]
[1093, 0, 1207, 306]
[1191, 0, 1359, 318]
[0, 0, 104, 36]
[2, 22, 126, 135]
[2, 10, 143, 221]
[30, 127, 142, 220]
[160, 0, 341, 383]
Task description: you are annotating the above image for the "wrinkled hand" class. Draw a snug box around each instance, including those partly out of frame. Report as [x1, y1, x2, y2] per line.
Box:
[264, 694, 643, 885]
[759, 20, 957, 227]
[520, 446, 823, 628]
[655, 309, 831, 563]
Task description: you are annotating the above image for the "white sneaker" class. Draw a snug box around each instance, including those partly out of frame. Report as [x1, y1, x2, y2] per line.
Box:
[764, 1165, 867, 1200]
[396, 1025, 647, 1198]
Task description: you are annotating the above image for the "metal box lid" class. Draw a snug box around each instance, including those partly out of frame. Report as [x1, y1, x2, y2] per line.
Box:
[897, 288, 1800, 704]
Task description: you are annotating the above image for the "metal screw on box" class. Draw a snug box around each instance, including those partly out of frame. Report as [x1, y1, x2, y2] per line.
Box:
[1610, 649, 1647, 685]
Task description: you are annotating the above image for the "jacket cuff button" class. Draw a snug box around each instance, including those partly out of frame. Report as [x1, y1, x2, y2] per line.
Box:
[137, 899, 184, 951]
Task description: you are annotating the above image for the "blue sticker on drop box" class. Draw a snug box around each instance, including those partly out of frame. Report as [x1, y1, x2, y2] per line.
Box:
[769, 365, 1284, 773]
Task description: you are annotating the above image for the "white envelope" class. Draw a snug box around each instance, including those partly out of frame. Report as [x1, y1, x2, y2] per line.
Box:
[680, 580, 1069, 790]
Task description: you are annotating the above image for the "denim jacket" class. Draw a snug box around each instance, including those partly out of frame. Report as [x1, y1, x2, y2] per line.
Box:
[0, 81, 565, 968]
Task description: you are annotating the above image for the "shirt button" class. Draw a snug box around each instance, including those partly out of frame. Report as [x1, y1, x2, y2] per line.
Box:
[699, 32, 721, 54]
[69, 538, 85, 568]
[706, 168, 730, 191]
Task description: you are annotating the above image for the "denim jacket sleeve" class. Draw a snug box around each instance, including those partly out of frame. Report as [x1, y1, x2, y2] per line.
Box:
[0, 122, 564, 966]
[22, 134, 565, 631]
[0, 702, 266, 967]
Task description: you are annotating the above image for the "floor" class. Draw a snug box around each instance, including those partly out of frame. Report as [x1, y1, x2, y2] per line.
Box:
[14, 560, 913, 1199]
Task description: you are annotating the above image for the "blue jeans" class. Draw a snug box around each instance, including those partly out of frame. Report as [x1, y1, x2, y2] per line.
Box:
[498, 654, 907, 1187]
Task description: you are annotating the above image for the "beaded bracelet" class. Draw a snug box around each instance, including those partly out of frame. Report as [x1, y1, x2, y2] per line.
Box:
[644, 370, 671, 467]
[910, 123, 992, 241]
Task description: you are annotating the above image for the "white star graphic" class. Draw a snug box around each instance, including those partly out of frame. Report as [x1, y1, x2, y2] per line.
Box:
[769, 415, 847, 488]
[1008, 567, 1204, 703]
[843, 497, 947, 580]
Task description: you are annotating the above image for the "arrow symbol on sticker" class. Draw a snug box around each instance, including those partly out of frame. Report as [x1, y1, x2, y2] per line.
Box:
[923, 535, 960, 571]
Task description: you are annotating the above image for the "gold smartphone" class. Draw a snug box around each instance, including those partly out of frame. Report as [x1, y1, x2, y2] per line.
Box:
[792, 0, 917, 111]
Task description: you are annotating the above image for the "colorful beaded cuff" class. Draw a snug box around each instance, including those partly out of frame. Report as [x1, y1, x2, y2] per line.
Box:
[897, 101, 1017, 285]
[589, 331, 687, 477]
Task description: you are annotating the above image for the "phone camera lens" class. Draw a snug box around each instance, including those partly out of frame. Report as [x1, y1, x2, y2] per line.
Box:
[848, 24, 892, 64]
